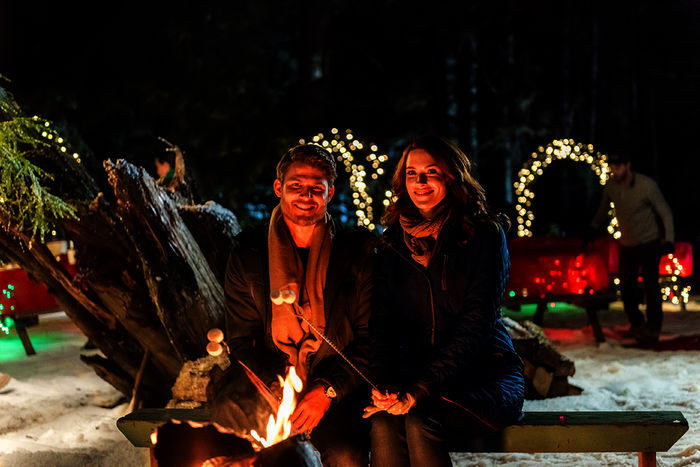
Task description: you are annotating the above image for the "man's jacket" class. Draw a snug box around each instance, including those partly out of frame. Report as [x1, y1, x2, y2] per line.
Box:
[223, 222, 376, 401]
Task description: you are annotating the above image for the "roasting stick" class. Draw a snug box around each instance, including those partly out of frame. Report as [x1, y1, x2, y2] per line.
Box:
[270, 288, 380, 392]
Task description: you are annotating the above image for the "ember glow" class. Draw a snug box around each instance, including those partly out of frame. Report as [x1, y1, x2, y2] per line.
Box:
[250, 366, 303, 449]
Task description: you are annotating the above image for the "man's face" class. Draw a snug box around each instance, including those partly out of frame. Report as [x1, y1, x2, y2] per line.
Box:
[155, 160, 171, 177]
[610, 162, 631, 182]
[274, 162, 335, 226]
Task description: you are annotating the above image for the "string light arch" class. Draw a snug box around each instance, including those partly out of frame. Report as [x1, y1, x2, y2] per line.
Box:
[299, 129, 393, 231]
[514, 138, 614, 238]
[515, 138, 690, 305]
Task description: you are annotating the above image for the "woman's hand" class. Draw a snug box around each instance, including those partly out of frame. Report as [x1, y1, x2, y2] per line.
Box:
[371, 387, 399, 409]
[363, 388, 417, 418]
[386, 392, 416, 415]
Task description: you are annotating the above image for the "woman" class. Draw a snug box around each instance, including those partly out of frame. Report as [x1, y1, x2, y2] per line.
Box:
[365, 136, 524, 467]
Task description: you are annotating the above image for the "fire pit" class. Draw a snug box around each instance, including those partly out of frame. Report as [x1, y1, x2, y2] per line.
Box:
[117, 363, 323, 466]
[117, 408, 322, 467]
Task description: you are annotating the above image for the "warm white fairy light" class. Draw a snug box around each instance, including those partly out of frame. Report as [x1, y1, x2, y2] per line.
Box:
[514, 139, 613, 238]
[301, 129, 390, 231]
[659, 253, 692, 306]
[31, 116, 82, 164]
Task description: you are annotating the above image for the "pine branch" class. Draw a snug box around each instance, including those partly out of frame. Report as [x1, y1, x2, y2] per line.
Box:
[0, 86, 78, 242]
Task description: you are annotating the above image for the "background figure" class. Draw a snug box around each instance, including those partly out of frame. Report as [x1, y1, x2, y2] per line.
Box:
[154, 151, 175, 186]
[589, 152, 674, 344]
[366, 136, 524, 467]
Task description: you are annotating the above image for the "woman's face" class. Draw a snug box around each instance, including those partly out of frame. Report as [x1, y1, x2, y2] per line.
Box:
[405, 149, 448, 217]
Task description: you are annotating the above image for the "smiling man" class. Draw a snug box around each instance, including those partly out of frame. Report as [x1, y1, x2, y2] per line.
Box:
[212, 144, 375, 466]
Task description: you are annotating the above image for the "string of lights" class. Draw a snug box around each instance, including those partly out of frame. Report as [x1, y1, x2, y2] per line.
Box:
[1, 284, 15, 335]
[300, 129, 393, 231]
[31, 115, 82, 164]
[514, 139, 614, 238]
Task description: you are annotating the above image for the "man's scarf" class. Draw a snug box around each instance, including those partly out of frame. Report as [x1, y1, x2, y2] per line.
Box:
[399, 205, 450, 268]
[268, 205, 333, 383]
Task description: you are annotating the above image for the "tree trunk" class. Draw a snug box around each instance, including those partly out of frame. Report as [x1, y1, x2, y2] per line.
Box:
[1, 151, 240, 406]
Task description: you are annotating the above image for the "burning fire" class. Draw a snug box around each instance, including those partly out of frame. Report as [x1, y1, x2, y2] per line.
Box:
[249, 366, 303, 449]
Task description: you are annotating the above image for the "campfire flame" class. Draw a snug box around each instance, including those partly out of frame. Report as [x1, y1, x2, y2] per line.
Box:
[249, 366, 303, 448]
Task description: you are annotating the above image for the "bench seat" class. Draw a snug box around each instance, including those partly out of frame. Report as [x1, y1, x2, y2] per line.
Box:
[117, 408, 688, 466]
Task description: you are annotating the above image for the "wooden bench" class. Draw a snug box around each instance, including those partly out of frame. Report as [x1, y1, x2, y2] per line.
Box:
[117, 408, 688, 466]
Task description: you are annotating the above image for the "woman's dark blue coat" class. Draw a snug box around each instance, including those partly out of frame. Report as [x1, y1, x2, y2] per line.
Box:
[370, 213, 525, 427]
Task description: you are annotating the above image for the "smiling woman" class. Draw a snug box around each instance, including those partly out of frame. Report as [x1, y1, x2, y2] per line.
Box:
[405, 149, 449, 218]
[367, 135, 524, 467]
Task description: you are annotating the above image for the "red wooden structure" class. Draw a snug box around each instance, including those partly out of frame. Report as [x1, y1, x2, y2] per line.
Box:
[0, 241, 76, 355]
[506, 237, 693, 342]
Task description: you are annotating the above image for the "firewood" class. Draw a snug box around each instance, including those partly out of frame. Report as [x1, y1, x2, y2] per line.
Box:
[504, 316, 580, 399]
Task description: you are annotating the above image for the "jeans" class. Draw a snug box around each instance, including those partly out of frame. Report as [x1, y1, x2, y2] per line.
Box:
[369, 398, 494, 467]
[310, 394, 369, 467]
[619, 240, 662, 331]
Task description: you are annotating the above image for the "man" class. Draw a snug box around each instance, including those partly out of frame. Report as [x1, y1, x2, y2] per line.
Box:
[154, 152, 175, 185]
[212, 144, 375, 466]
[589, 152, 674, 344]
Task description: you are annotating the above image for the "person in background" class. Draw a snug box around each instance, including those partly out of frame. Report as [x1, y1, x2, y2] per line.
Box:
[154, 151, 175, 186]
[589, 152, 674, 345]
[365, 135, 524, 467]
[211, 144, 375, 466]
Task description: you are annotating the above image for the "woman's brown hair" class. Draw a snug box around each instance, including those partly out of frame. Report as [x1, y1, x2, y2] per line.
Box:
[381, 135, 509, 230]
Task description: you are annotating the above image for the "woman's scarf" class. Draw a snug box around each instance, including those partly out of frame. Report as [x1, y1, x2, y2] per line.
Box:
[268, 205, 333, 383]
[399, 205, 451, 268]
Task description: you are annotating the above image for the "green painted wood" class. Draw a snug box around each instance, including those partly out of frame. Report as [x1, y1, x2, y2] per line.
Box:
[448, 411, 688, 453]
[117, 409, 689, 454]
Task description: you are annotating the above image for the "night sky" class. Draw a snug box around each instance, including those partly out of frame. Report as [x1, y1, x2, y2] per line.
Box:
[2, 0, 700, 255]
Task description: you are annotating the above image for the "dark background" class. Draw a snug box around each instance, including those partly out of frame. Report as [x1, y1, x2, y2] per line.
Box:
[1, 0, 699, 246]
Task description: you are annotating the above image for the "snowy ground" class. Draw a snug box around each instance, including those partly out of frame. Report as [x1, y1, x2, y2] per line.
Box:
[1, 302, 699, 467]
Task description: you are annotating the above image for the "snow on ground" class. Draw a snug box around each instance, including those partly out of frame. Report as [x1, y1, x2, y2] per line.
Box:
[0, 313, 148, 467]
[1, 302, 699, 467]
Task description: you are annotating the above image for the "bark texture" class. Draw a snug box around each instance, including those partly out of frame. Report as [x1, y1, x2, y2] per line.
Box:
[0, 155, 240, 406]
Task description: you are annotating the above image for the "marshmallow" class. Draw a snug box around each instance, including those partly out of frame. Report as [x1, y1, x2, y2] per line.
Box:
[207, 328, 224, 343]
[281, 289, 296, 304]
[270, 289, 284, 305]
[207, 342, 223, 356]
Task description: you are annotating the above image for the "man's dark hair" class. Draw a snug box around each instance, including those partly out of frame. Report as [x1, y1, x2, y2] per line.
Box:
[276, 144, 337, 184]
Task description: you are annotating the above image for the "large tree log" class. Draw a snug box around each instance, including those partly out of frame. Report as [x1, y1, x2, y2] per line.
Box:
[1, 161, 240, 405]
[104, 159, 227, 362]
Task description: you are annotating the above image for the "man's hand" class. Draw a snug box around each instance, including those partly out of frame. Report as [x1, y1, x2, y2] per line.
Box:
[291, 384, 331, 434]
